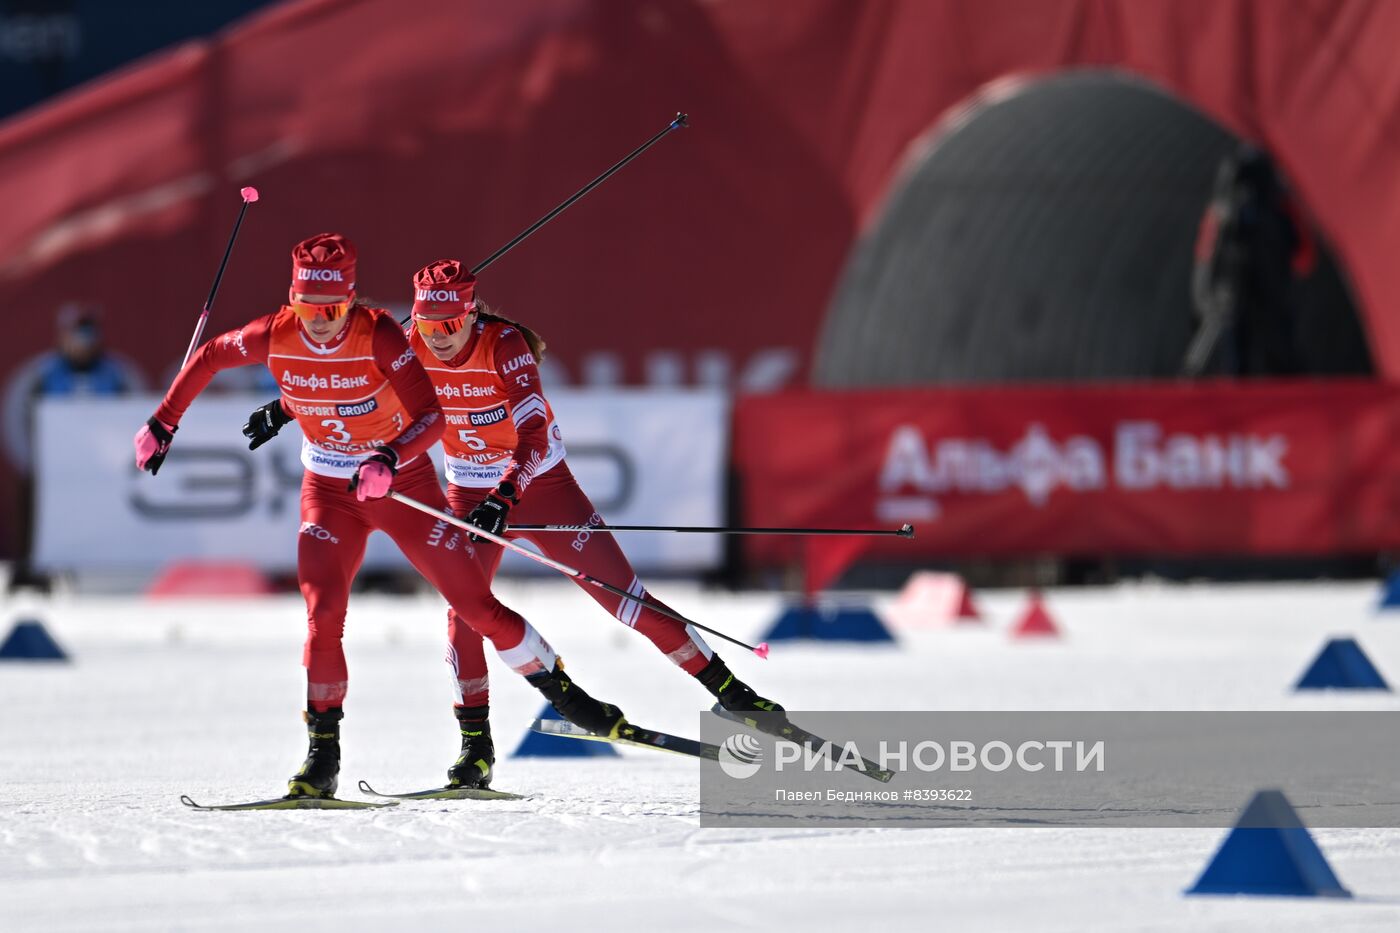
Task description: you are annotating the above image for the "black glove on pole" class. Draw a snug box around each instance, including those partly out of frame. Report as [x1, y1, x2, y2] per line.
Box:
[467, 481, 517, 542]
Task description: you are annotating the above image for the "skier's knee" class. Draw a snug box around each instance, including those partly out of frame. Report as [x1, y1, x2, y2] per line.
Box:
[495, 622, 556, 676]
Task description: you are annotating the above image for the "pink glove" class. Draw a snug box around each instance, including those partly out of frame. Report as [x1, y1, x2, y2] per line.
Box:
[349, 448, 397, 501]
[134, 417, 177, 475]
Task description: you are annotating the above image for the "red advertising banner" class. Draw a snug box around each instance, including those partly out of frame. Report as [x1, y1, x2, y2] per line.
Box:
[733, 381, 1400, 563]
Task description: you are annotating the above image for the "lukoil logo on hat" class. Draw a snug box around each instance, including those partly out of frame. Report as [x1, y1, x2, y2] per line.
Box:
[719, 733, 764, 779]
[290, 232, 357, 296]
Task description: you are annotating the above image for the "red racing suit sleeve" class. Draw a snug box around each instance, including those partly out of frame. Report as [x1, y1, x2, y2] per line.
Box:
[154, 313, 275, 426]
[493, 326, 551, 499]
[372, 312, 445, 464]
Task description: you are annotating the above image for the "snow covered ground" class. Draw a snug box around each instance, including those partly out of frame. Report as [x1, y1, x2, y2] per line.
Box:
[4, 579, 1400, 931]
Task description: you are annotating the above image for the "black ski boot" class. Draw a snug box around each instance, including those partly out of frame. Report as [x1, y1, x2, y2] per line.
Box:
[447, 705, 495, 789]
[696, 656, 786, 716]
[527, 661, 627, 737]
[288, 706, 342, 798]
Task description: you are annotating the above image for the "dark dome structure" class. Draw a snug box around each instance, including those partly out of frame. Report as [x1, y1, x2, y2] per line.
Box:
[813, 71, 1369, 386]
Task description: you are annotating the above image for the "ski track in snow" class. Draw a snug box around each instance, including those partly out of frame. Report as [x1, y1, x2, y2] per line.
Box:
[3, 580, 1400, 931]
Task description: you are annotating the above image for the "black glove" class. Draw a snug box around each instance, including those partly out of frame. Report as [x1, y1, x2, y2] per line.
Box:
[467, 481, 516, 541]
[243, 398, 293, 450]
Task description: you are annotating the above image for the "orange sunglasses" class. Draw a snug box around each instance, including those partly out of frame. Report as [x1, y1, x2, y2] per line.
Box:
[290, 298, 353, 323]
[412, 309, 471, 338]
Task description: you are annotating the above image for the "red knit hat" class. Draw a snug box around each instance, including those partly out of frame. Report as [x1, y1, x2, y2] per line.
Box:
[291, 233, 357, 296]
[412, 259, 477, 316]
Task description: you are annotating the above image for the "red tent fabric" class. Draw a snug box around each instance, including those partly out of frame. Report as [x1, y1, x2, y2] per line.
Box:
[1, 0, 1398, 558]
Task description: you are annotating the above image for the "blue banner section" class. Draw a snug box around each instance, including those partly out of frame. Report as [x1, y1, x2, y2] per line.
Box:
[0, 1, 274, 122]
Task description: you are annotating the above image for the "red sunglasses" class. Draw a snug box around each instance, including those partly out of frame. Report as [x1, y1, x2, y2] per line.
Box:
[413, 307, 473, 337]
[291, 298, 352, 323]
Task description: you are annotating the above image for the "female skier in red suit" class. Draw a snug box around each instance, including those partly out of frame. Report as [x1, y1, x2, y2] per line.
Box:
[136, 234, 627, 798]
[402, 259, 785, 788]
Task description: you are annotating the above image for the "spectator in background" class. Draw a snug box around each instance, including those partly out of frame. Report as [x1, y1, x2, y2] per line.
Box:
[1184, 143, 1316, 377]
[31, 303, 142, 396]
[2, 303, 145, 590]
[3, 303, 146, 466]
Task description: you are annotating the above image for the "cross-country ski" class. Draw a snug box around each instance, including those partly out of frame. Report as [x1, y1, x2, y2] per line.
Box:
[356, 780, 526, 802]
[180, 794, 396, 812]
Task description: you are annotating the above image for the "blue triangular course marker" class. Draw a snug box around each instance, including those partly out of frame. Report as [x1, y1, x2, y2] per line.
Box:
[1186, 789, 1351, 898]
[761, 603, 895, 643]
[511, 702, 618, 758]
[1377, 571, 1400, 610]
[0, 619, 69, 661]
[1294, 637, 1389, 691]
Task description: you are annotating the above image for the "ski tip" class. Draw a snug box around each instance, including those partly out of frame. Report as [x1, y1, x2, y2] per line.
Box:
[898, 523, 915, 537]
[179, 795, 198, 808]
[753, 642, 770, 660]
[357, 780, 375, 795]
[240, 186, 260, 202]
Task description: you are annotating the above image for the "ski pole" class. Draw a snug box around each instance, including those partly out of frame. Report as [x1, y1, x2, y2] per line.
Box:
[387, 490, 769, 659]
[510, 522, 916, 537]
[400, 112, 688, 325]
[471, 112, 687, 275]
[180, 186, 260, 369]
